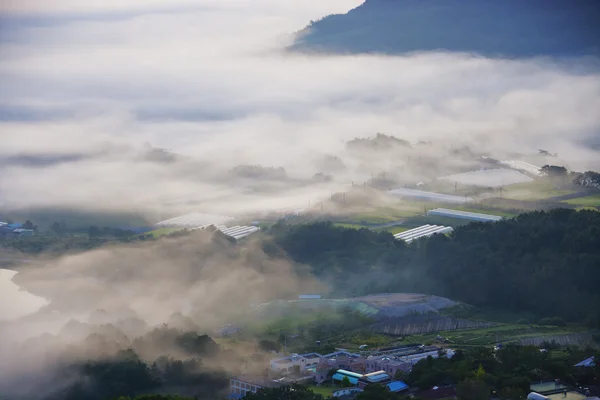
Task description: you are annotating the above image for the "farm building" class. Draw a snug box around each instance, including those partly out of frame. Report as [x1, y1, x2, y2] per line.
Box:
[427, 208, 502, 222]
[394, 225, 453, 243]
[438, 168, 532, 187]
[388, 188, 473, 204]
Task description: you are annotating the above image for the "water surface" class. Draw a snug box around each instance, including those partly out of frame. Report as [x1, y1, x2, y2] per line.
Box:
[0, 269, 48, 321]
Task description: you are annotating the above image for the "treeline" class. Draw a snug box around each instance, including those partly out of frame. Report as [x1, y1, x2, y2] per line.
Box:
[35, 328, 229, 400]
[271, 209, 600, 327]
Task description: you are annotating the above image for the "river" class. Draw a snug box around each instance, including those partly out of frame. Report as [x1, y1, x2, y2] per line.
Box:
[0, 268, 48, 321]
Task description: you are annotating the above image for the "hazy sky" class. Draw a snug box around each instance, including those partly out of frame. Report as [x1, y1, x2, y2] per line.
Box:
[1, 0, 599, 214]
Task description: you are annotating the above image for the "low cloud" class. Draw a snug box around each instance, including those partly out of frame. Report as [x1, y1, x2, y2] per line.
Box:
[0, 1, 599, 215]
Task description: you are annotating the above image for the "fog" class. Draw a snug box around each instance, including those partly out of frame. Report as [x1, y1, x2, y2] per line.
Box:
[1, 0, 599, 217]
[1, 1, 600, 397]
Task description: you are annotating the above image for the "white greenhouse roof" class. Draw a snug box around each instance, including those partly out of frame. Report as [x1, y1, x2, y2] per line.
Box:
[155, 212, 235, 229]
[499, 160, 542, 176]
[219, 225, 260, 240]
[438, 169, 533, 188]
[388, 188, 473, 203]
[427, 208, 502, 222]
[394, 225, 454, 243]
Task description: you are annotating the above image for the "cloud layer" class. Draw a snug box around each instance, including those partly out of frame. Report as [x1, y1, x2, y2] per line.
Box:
[1, 0, 599, 216]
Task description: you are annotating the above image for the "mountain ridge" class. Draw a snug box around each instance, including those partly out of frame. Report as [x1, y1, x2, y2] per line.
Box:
[290, 0, 600, 58]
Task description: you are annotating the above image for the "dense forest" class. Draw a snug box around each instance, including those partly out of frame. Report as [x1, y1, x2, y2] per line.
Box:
[24, 328, 229, 400]
[271, 209, 600, 327]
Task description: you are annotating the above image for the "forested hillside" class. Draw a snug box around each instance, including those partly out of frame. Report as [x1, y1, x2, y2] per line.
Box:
[291, 0, 600, 58]
[272, 209, 600, 327]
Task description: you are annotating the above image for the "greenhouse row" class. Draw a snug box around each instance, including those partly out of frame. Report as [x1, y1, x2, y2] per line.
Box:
[394, 225, 454, 243]
[155, 212, 235, 228]
[427, 208, 502, 222]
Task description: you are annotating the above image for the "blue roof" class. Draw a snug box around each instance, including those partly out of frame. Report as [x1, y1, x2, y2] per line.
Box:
[336, 369, 363, 379]
[227, 394, 243, 400]
[365, 372, 390, 383]
[387, 380, 409, 392]
[332, 373, 358, 385]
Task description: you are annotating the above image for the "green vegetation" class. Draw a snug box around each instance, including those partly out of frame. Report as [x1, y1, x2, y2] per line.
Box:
[502, 180, 576, 201]
[271, 209, 600, 327]
[563, 194, 600, 207]
[382, 226, 409, 235]
[305, 385, 337, 397]
[142, 227, 183, 238]
[404, 324, 585, 348]
[55, 328, 228, 400]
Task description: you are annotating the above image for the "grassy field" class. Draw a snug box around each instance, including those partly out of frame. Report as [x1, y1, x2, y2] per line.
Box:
[404, 324, 585, 347]
[563, 194, 600, 207]
[501, 180, 576, 201]
[380, 226, 409, 235]
[139, 227, 182, 238]
[307, 385, 338, 397]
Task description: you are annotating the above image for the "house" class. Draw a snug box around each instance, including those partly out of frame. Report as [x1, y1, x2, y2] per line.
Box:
[270, 352, 322, 373]
[12, 229, 34, 237]
[229, 376, 282, 398]
[357, 370, 391, 389]
[365, 355, 411, 376]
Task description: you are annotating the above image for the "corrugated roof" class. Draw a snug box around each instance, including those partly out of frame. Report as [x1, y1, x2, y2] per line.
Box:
[394, 225, 453, 242]
[332, 373, 359, 385]
[363, 371, 390, 383]
[387, 380, 409, 392]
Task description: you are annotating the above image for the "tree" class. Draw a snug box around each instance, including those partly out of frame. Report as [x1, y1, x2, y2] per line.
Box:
[540, 165, 568, 178]
[341, 376, 352, 387]
[457, 379, 490, 400]
[244, 385, 324, 400]
[394, 369, 406, 381]
[88, 225, 100, 237]
[474, 364, 486, 381]
[500, 387, 527, 400]
[23, 220, 34, 230]
[356, 384, 401, 400]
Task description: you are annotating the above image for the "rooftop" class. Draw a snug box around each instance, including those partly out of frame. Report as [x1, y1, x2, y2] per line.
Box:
[574, 356, 596, 367]
[531, 382, 571, 395]
[387, 380, 409, 393]
[361, 370, 390, 383]
[232, 375, 283, 388]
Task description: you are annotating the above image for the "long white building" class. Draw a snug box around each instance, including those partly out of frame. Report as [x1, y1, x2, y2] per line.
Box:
[427, 208, 502, 222]
[389, 188, 473, 204]
[394, 225, 454, 243]
[499, 160, 542, 176]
